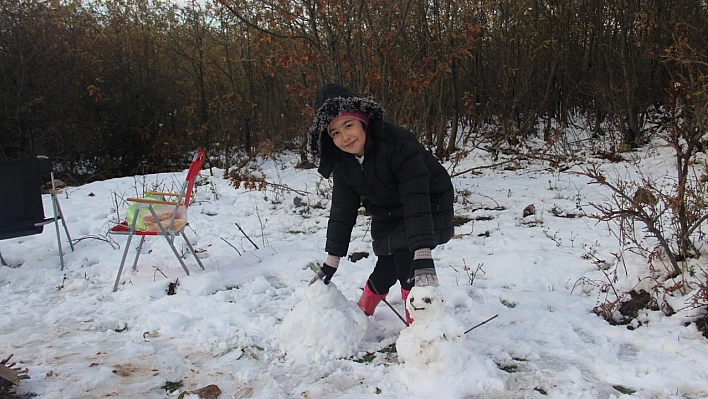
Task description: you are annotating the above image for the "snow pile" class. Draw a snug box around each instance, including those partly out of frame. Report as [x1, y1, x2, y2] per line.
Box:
[275, 281, 370, 361]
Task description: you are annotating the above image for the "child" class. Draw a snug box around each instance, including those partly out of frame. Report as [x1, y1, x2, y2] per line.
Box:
[308, 83, 454, 323]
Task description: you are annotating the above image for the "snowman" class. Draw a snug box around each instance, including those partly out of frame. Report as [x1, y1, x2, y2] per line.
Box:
[396, 286, 465, 370]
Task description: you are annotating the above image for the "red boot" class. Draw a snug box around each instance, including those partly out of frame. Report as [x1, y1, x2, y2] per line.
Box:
[401, 288, 413, 325]
[357, 283, 386, 316]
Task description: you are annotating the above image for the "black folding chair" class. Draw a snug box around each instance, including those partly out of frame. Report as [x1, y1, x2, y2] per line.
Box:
[0, 156, 74, 270]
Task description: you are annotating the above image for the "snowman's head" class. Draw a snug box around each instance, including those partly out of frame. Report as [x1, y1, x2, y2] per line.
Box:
[406, 286, 444, 324]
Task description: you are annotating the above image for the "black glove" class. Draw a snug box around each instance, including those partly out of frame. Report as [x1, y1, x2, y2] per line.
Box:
[317, 263, 337, 284]
[411, 258, 439, 287]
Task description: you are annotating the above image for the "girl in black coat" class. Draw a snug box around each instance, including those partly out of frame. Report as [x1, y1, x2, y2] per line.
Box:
[308, 83, 454, 323]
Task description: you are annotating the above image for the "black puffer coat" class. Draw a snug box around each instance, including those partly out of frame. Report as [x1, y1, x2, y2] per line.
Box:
[308, 84, 454, 257]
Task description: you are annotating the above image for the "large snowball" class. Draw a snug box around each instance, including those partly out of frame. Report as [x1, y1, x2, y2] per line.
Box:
[275, 281, 370, 362]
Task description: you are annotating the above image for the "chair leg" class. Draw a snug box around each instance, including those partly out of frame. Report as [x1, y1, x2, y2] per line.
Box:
[181, 233, 205, 270]
[162, 233, 191, 276]
[50, 193, 74, 271]
[53, 195, 74, 251]
[113, 233, 136, 292]
[131, 236, 145, 272]
[0, 251, 7, 266]
[53, 217, 66, 271]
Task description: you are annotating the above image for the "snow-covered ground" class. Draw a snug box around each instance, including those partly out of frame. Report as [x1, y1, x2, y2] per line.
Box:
[1, 142, 707, 399]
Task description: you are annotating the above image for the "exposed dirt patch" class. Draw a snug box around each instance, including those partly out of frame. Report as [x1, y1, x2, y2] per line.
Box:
[612, 290, 659, 328]
[618, 291, 652, 320]
[112, 364, 137, 377]
[594, 151, 626, 163]
[112, 363, 158, 378]
[693, 313, 708, 338]
[453, 215, 472, 226]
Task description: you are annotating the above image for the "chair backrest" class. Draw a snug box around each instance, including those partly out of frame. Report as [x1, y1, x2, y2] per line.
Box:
[183, 152, 205, 208]
[0, 156, 49, 240]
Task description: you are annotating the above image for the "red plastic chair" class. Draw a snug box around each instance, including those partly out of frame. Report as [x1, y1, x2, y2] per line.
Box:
[109, 152, 206, 291]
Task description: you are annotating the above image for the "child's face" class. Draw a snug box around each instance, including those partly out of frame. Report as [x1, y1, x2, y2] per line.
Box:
[328, 118, 367, 156]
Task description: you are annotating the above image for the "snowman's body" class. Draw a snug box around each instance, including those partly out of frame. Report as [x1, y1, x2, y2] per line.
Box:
[396, 286, 465, 368]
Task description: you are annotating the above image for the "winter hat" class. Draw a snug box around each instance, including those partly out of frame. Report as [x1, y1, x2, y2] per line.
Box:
[307, 83, 384, 159]
[327, 110, 370, 136]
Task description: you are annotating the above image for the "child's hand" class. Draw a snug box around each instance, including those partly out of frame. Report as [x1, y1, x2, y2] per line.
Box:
[412, 259, 439, 287]
[309, 263, 337, 285]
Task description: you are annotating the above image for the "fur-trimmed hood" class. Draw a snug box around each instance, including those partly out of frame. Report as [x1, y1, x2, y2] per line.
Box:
[307, 84, 384, 177]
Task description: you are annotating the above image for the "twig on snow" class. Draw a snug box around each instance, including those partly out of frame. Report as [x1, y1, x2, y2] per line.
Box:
[220, 237, 242, 255]
[464, 314, 499, 334]
[235, 222, 259, 249]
